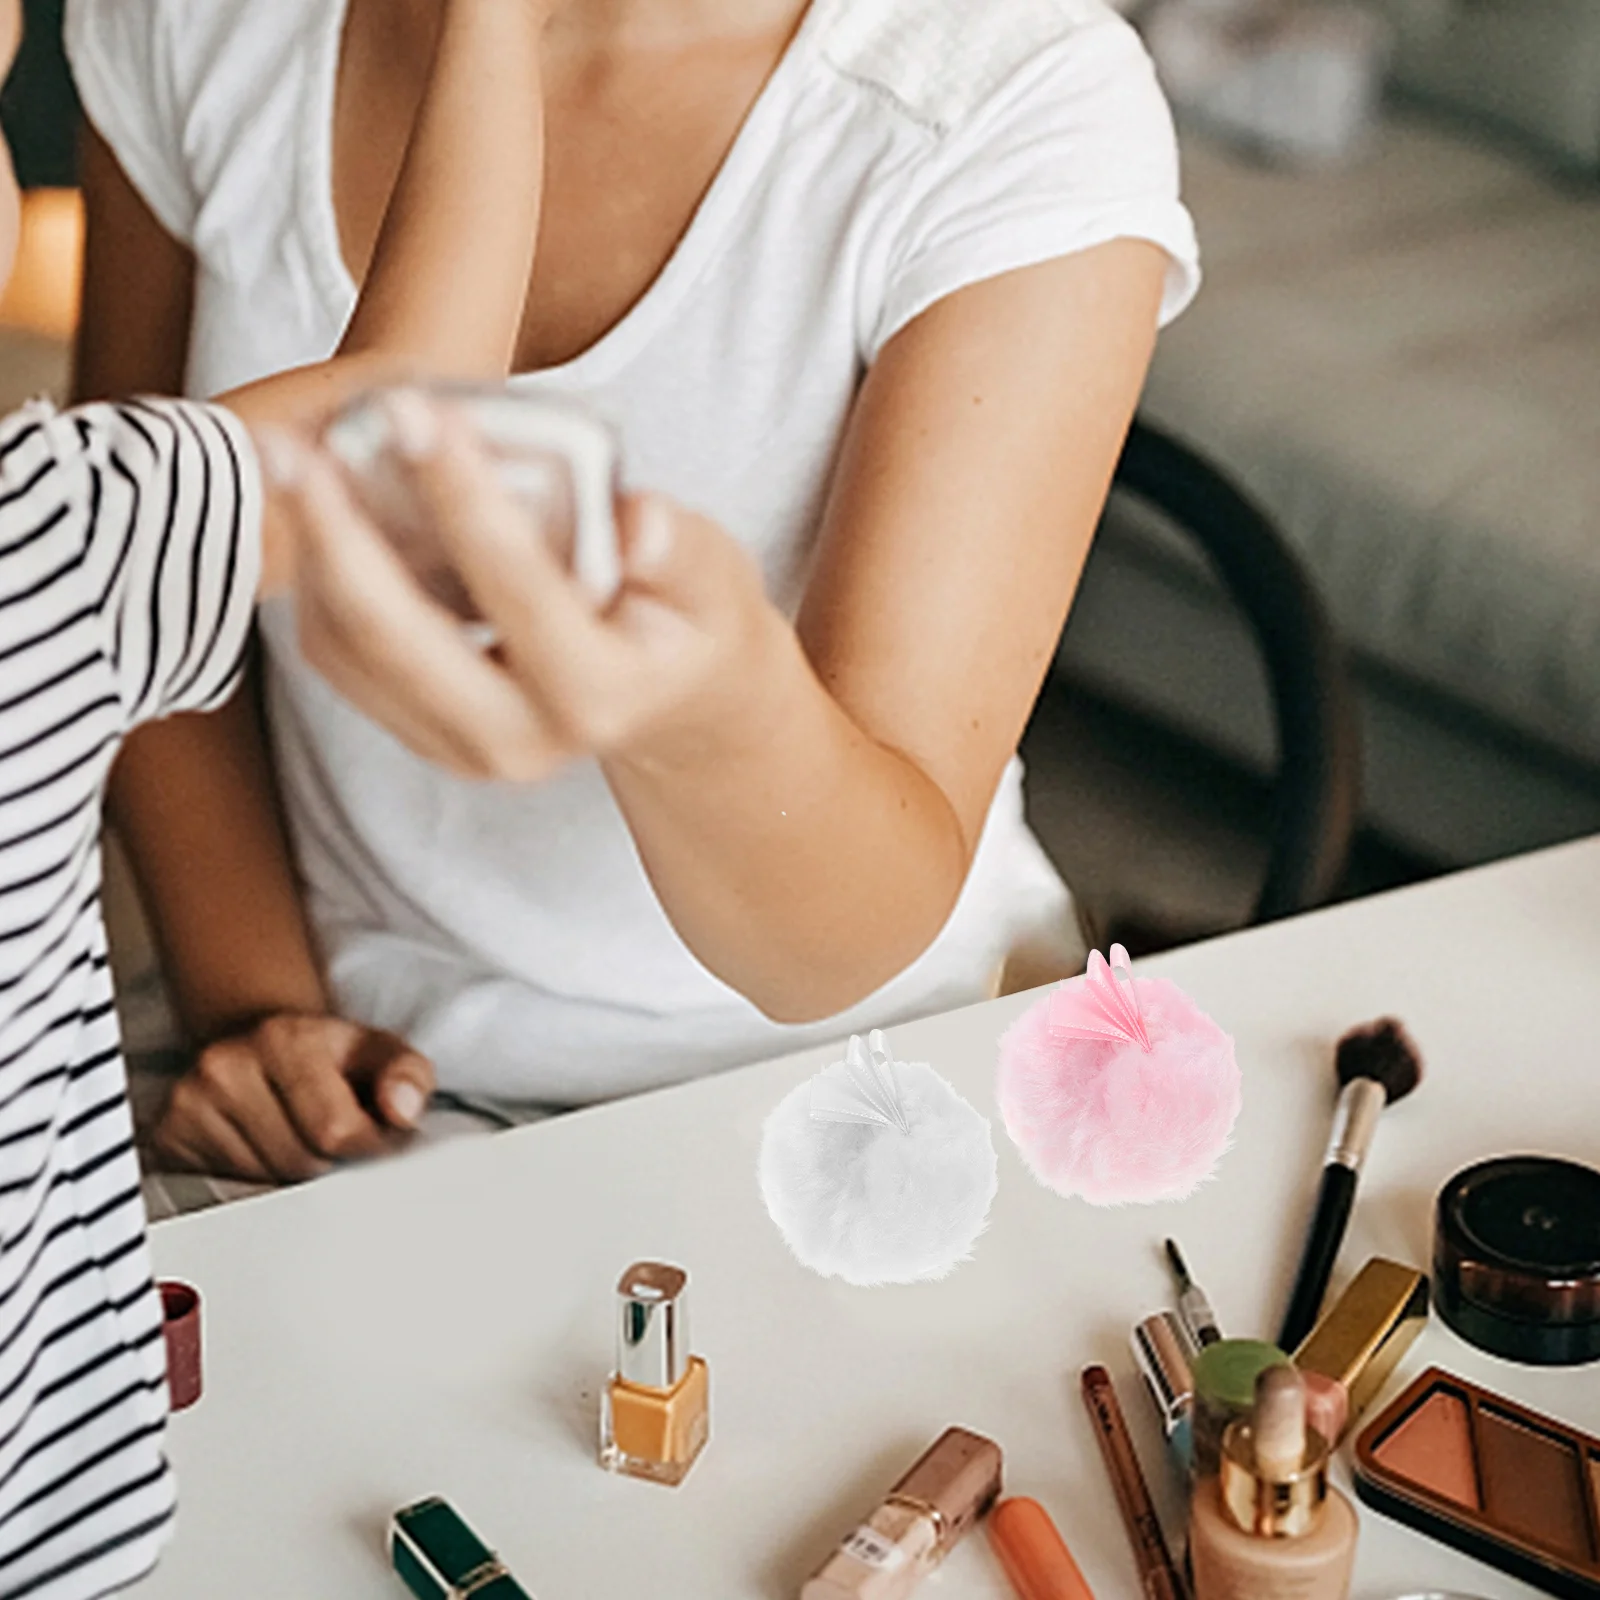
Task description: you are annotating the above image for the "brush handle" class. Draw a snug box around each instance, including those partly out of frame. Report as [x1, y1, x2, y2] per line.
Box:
[1278, 1163, 1357, 1352]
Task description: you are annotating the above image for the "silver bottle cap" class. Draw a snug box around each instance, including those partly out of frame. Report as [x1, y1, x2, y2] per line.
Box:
[615, 1262, 689, 1390]
[1131, 1311, 1196, 1438]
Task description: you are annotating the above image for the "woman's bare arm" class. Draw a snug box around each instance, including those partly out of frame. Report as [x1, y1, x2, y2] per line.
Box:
[222, 0, 549, 443]
[75, 124, 332, 1036]
[333, 0, 544, 374]
[371, 240, 1167, 1022]
[72, 124, 192, 402]
[607, 241, 1167, 1018]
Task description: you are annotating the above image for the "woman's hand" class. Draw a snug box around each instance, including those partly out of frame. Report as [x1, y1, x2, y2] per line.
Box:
[153, 1016, 436, 1183]
[260, 397, 788, 784]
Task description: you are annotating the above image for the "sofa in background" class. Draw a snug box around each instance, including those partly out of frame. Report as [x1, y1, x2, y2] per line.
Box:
[1065, 0, 1600, 868]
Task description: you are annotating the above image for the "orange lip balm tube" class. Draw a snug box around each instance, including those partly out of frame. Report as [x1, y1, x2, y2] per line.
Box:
[988, 1497, 1097, 1600]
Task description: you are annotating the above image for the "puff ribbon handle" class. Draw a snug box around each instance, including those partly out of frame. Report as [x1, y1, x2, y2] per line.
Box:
[810, 1030, 912, 1133]
[1046, 943, 1152, 1052]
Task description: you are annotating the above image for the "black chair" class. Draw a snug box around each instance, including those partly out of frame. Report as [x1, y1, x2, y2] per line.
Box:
[1084, 419, 1362, 930]
[0, 1, 78, 190]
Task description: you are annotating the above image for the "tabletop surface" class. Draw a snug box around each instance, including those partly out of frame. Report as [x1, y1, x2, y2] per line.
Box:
[135, 838, 1600, 1599]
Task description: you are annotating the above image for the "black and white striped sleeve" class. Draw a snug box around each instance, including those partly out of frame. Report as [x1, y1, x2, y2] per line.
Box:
[0, 396, 236, 1597]
[36, 398, 264, 729]
[0, 395, 262, 1599]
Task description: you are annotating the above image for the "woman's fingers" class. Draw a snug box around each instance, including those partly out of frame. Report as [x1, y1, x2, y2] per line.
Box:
[282, 435, 563, 779]
[388, 395, 626, 728]
[394, 404, 766, 757]
[156, 1075, 275, 1184]
[613, 492, 757, 635]
[279, 394, 771, 774]
[252, 1020, 393, 1165]
[295, 580, 518, 777]
[190, 1038, 334, 1182]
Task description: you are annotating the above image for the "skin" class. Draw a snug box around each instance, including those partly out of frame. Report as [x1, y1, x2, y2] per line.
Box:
[77, 0, 1168, 1180]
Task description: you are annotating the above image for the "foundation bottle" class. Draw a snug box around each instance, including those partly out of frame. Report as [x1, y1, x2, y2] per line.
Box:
[599, 1261, 709, 1486]
[1191, 1365, 1357, 1600]
[802, 1426, 1003, 1600]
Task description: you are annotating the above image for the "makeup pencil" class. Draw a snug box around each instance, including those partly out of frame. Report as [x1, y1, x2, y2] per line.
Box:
[1163, 1239, 1221, 1347]
[1277, 1019, 1423, 1352]
[1080, 1365, 1188, 1600]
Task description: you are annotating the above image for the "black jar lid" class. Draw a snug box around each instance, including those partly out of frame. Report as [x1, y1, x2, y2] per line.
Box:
[1434, 1156, 1600, 1367]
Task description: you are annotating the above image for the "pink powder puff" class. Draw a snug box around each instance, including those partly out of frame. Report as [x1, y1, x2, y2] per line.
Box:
[996, 945, 1241, 1205]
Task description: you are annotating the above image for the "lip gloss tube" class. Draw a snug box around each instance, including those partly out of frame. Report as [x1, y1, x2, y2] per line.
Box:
[988, 1497, 1097, 1600]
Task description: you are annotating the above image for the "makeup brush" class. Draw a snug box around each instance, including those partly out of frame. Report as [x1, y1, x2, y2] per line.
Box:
[1277, 1018, 1423, 1352]
[1163, 1239, 1222, 1348]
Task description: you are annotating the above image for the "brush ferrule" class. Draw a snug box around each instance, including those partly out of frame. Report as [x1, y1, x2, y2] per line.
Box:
[1179, 1287, 1221, 1347]
[1326, 1077, 1387, 1171]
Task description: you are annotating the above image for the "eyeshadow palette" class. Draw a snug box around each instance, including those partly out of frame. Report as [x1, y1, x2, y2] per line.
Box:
[1354, 1368, 1600, 1599]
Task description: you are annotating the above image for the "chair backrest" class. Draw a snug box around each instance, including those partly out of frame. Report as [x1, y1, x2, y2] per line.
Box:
[1, 0, 78, 189]
[1106, 420, 1362, 924]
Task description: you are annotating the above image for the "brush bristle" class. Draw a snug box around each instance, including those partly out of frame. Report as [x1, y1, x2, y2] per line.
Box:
[1164, 1238, 1192, 1289]
[1335, 1018, 1423, 1104]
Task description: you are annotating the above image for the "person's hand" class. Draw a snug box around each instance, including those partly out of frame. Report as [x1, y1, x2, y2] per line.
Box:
[262, 394, 787, 783]
[152, 1015, 435, 1183]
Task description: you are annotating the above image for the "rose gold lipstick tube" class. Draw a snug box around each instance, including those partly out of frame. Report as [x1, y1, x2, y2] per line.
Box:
[801, 1427, 1003, 1600]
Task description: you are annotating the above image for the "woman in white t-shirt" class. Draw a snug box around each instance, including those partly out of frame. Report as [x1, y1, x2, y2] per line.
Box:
[65, 0, 1200, 1181]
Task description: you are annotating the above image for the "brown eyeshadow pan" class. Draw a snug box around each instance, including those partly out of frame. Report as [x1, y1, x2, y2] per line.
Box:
[1477, 1406, 1591, 1559]
[1376, 1389, 1480, 1510]
[1355, 1368, 1600, 1599]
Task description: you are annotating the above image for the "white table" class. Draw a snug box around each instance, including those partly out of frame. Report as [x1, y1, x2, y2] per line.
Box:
[135, 838, 1600, 1599]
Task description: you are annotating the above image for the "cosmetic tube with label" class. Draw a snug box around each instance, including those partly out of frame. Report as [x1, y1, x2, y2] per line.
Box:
[802, 1426, 1003, 1600]
[599, 1262, 709, 1487]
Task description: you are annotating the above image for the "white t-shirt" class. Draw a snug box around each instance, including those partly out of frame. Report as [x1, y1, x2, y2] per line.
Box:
[65, 0, 1200, 1105]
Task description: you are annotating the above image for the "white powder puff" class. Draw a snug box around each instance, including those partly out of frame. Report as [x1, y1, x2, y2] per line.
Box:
[758, 1032, 998, 1287]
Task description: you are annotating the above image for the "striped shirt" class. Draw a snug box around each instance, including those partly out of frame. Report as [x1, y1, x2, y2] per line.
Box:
[0, 398, 260, 1598]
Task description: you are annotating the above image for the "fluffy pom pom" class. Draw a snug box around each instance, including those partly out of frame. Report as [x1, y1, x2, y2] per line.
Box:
[997, 947, 1240, 1205]
[759, 1031, 998, 1286]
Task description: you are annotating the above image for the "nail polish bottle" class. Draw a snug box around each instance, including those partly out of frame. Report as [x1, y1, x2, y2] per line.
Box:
[1190, 1366, 1358, 1600]
[802, 1426, 1003, 1600]
[599, 1261, 709, 1487]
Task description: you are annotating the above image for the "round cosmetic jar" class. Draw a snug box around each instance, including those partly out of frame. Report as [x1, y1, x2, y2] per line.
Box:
[1434, 1156, 1600, 1366]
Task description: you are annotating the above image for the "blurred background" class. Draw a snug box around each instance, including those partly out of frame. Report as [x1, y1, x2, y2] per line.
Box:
[3, 0, 1597, 963]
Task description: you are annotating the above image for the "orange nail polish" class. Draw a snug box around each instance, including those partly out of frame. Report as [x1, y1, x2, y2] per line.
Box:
[599, 1262, 709, 1487]
[988, 1497, 1097, 1600]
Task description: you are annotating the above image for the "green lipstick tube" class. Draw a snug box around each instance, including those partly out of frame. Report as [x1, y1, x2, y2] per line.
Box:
[389, 1497, 535, 1600]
